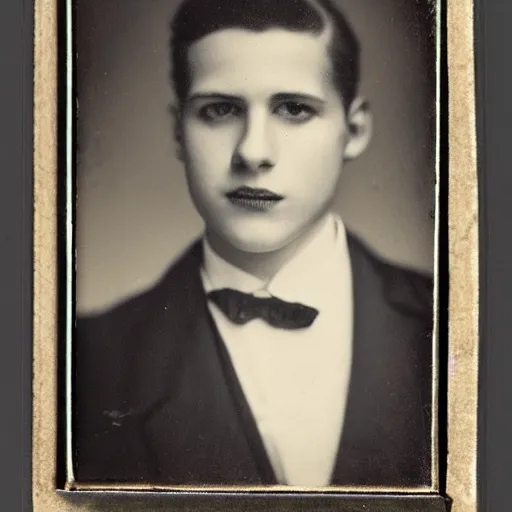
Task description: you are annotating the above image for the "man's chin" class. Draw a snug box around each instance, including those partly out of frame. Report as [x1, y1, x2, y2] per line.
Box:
[206, 215, 328, 257]
[220, 227, 307, 256]
[225, 237, 293, 255]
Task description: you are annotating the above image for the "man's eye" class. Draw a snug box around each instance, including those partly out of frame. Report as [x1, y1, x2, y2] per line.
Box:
[199, 102, 240, 121]
[275, 102, 316, 122]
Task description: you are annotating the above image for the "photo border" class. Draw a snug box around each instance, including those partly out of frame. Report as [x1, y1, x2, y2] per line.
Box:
[32, 0, 478, 510]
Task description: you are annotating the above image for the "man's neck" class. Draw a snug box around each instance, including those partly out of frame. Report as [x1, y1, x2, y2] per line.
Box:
[205, 214, 330, 282]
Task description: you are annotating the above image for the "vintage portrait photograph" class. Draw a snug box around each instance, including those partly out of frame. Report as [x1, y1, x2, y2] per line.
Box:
[32, 0, 480, 506]
[71, 0, 439, 491]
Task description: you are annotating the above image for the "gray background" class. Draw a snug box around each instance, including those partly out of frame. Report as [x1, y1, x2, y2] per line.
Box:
[75, 0, 436, 314]
[1, 0, 33, 507]
[4, 0, 509, 509]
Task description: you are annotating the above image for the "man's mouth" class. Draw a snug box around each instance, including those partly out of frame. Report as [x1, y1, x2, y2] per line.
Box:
[225, 187, 284, 212]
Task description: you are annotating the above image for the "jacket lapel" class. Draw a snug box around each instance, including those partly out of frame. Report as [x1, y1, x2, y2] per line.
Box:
[331, 233, 386, 484]
[134, 242, 270, 484]
[331, 234, 432, 486]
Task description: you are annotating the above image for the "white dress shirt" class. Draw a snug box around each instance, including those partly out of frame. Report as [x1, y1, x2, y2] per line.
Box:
[200, 213, 353, 487]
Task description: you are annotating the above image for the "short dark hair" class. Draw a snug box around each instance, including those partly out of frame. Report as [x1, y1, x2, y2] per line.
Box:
[170, 0, 360, 111]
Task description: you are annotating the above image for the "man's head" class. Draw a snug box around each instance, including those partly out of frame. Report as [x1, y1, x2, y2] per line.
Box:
[170, 0, 372, 256]
[171, 0, 360, 112]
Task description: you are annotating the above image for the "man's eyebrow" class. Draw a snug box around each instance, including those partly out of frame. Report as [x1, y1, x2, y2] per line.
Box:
[186, 92, 244, 103]
[271, 92, 326, 105]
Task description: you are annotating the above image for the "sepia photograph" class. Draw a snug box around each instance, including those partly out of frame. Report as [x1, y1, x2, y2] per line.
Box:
[72, 0, 438, 490]
[32, 0, 478, 509]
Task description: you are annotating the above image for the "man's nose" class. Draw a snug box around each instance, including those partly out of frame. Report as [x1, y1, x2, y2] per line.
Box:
[232, 110, 277, 172]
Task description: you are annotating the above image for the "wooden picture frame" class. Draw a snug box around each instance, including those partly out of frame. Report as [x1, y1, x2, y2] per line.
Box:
[32, 0, 478, 510]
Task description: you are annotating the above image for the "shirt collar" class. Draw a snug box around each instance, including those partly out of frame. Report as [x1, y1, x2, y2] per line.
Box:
[201, 213, 350, 310]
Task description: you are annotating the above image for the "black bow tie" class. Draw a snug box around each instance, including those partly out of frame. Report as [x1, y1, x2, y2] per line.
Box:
[207, 288, 318, 330]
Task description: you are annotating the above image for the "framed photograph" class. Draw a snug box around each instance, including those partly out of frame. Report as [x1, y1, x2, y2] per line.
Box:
[32, 0, 478, 510]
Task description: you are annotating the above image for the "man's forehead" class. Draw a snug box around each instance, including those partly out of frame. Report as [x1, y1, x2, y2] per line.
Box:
[186, 28, 333, 99]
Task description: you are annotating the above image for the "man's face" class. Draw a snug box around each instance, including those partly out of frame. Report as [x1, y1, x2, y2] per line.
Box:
[179, 28, 364, 254]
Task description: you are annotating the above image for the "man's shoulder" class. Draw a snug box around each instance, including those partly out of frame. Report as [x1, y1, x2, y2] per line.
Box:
[76, 239, 204, 351]
[346, 232, 433, 319]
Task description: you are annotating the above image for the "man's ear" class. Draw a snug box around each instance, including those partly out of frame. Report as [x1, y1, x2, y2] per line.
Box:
[170, 103, 185, 162]
[343, 97, 372, 160]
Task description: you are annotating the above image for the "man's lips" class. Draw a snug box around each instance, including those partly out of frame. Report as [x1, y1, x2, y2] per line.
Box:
[225, 186, 284, 211]
[225, 186, 284, 201]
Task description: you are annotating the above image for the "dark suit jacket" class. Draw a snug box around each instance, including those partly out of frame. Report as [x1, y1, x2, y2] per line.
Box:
[74, 233, 434, 487]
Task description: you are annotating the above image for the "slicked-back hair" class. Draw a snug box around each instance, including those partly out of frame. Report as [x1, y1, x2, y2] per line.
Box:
[170, 0, 360, 112]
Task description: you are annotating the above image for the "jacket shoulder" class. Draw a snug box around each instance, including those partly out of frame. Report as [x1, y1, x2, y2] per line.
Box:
[74, 239, 205, 413]
[76, 240, 203, 347]
[347, 232, 433, 319]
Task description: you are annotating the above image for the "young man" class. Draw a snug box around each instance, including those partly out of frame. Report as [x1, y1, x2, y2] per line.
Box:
[75, 0, 433, 488]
